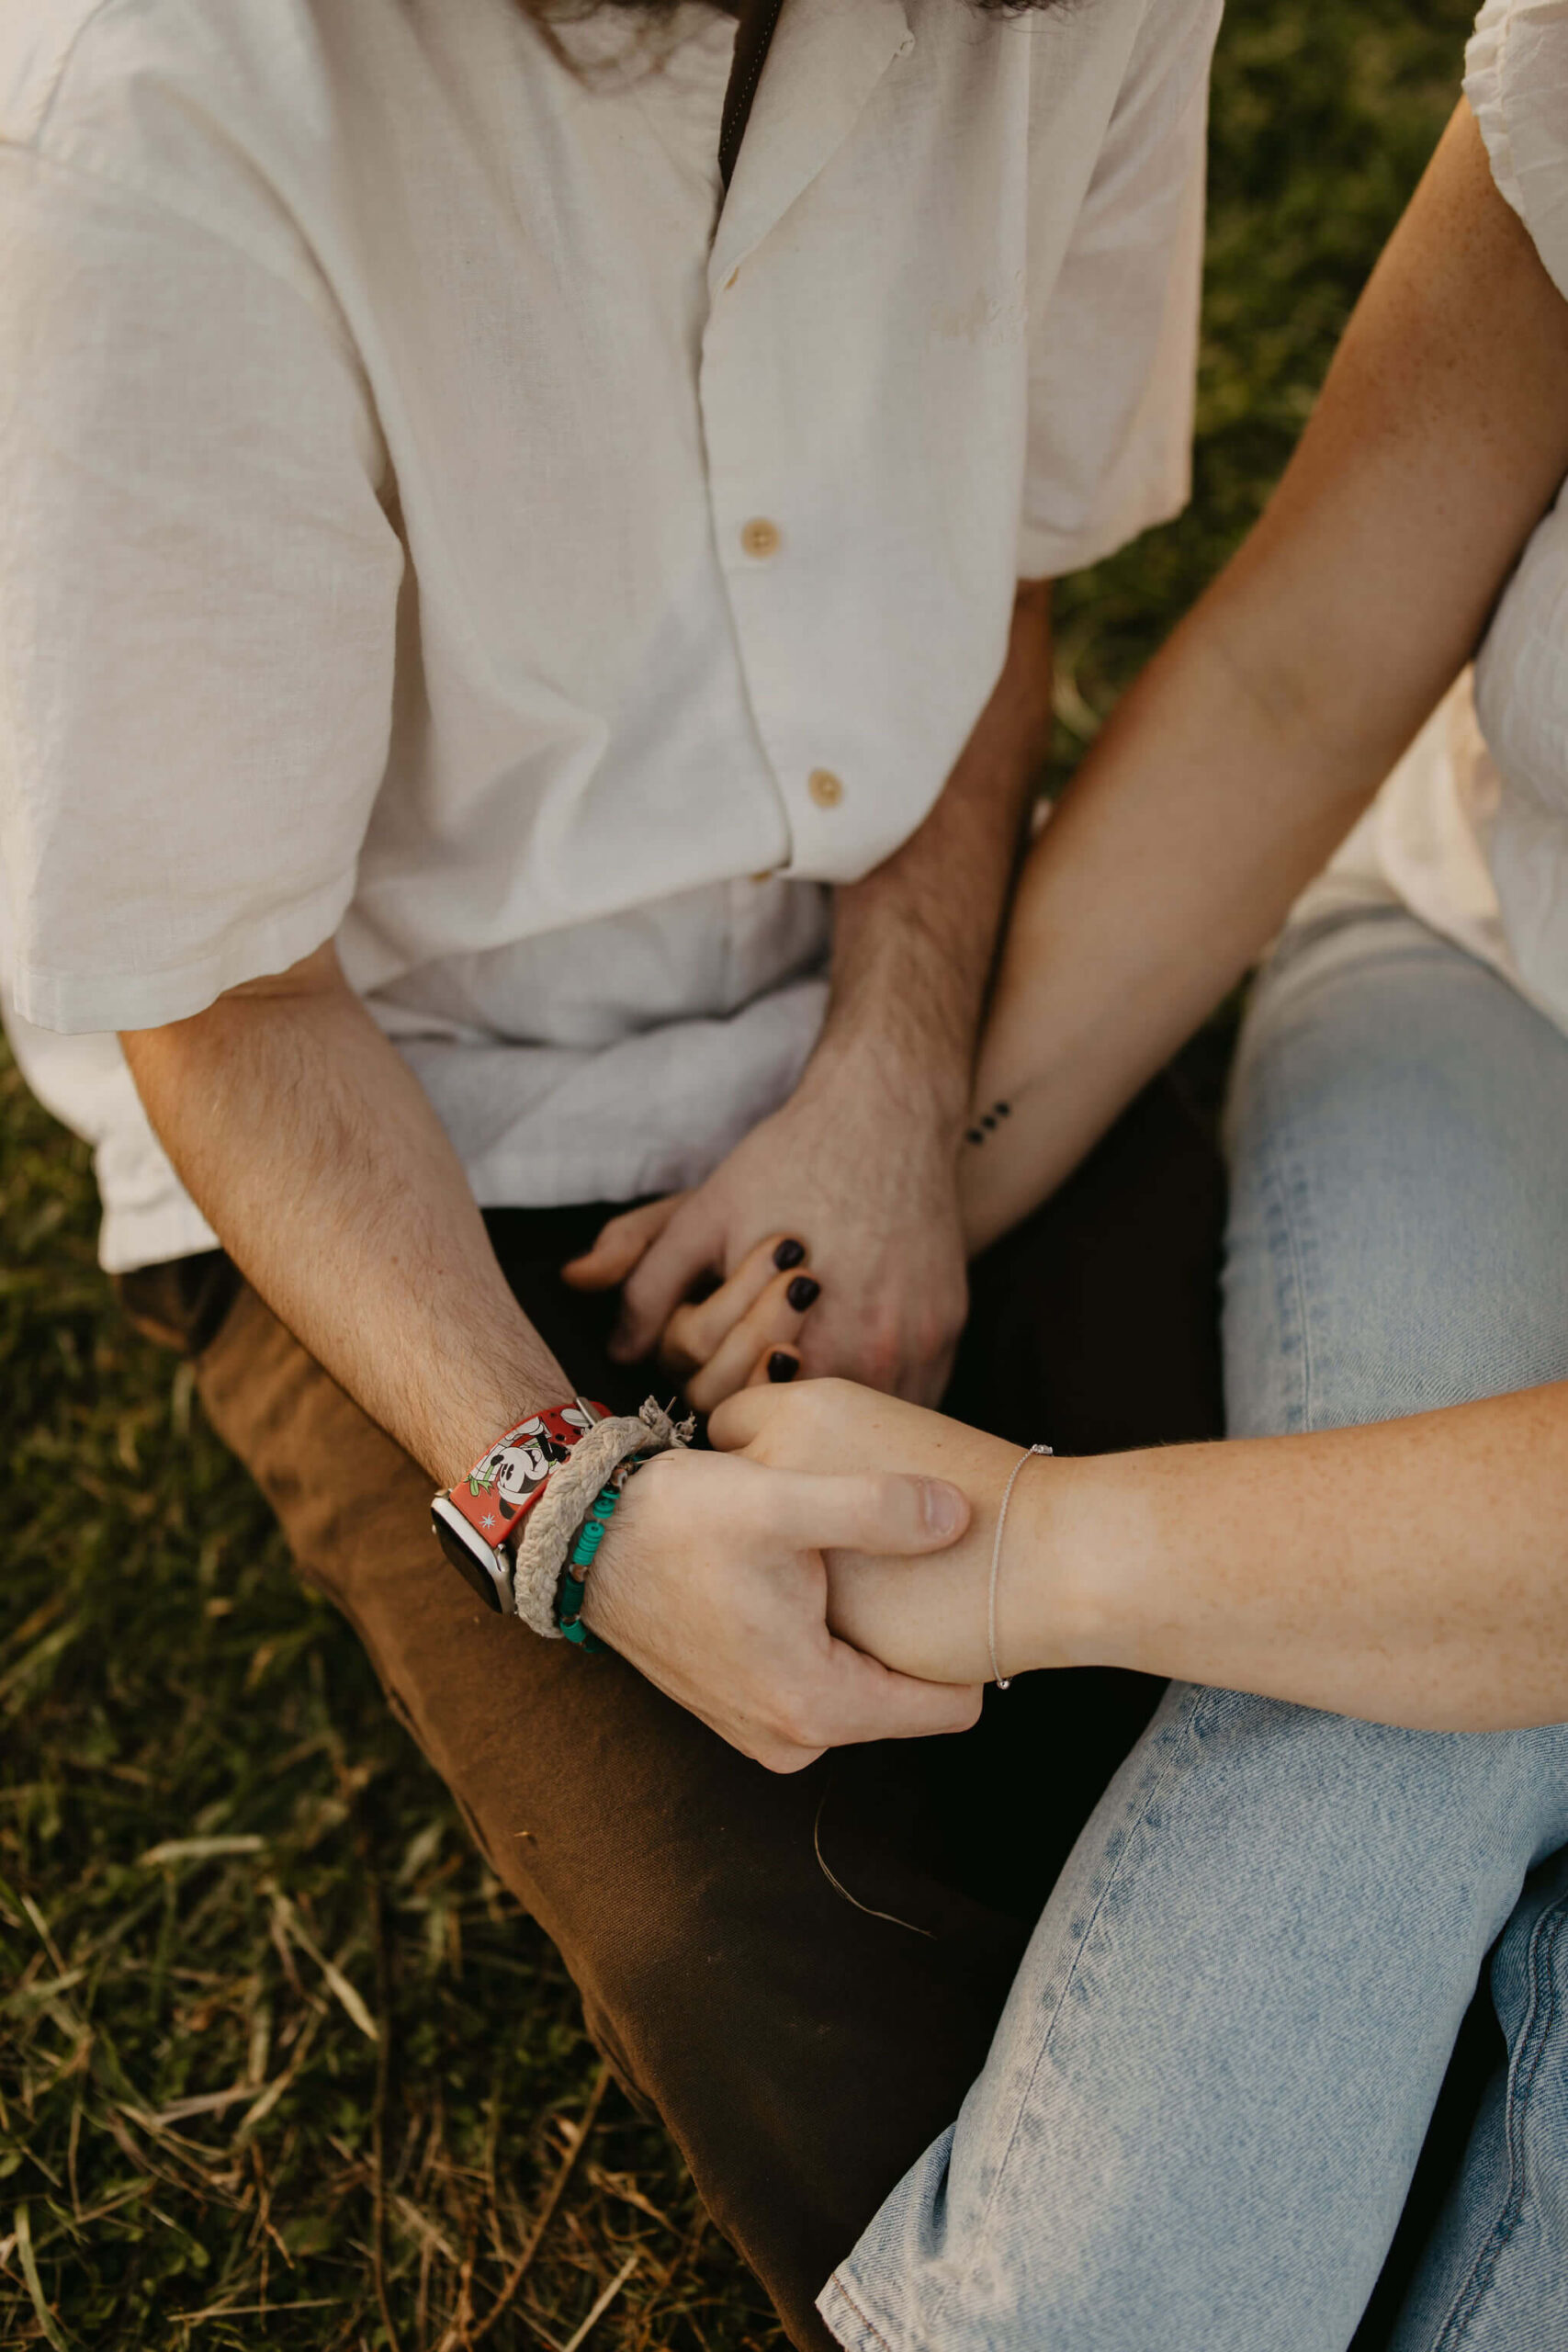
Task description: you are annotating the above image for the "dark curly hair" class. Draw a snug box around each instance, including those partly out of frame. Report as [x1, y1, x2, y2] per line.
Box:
[520, 1, 1069, 80]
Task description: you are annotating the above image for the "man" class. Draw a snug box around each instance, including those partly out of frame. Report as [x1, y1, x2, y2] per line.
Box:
[0, 0, 1223, 2337]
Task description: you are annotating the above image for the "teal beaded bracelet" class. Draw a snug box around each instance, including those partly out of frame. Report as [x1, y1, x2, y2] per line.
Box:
[555, 1476, 626, 1652]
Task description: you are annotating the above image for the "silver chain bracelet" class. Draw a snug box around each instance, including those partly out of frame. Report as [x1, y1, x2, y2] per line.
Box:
[987, 1442, 1052, 1688]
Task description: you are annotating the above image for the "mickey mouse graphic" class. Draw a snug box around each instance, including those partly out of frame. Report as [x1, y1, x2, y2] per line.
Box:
[431, 1397, 606, 1611]
[470, 1398, 602, 1527]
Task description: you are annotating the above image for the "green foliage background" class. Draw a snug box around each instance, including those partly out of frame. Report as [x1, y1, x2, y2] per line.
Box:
[0, 3, 1480, 2344]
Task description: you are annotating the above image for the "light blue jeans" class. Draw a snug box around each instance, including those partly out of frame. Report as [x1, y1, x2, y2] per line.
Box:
[820, 908, 1568, 2352]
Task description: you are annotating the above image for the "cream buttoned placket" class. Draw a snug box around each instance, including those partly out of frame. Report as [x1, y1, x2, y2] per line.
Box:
[699, 0, 915, 882]
[0, 0, 1219, 1269]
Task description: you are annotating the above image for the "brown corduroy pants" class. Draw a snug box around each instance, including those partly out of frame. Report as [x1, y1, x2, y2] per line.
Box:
[125, 1077, 1225, 2351]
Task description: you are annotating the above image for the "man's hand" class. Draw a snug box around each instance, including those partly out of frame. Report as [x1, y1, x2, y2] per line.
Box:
[565, 582, 1054, 1411]
[710, 1378, 1031, 1685]
[581, 1445, 981, 1770]
[563, 1038, 969, 1407]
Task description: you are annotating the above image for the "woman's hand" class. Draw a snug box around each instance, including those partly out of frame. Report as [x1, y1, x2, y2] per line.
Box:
[710, 1378, 1080, 1685]
[581, 1442, 984, 1770]
[561, 1033, 975, 1413]
[565, 1207, 826, 1410]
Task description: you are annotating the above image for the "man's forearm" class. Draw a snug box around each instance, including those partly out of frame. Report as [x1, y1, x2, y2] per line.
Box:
[553, 583, 1055, 1401]
[811, 580, 1052, 1123]
[121, 942, 569, 1484]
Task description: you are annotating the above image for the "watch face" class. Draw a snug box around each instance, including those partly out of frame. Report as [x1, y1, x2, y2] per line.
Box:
[431, 1503, 508, 1612]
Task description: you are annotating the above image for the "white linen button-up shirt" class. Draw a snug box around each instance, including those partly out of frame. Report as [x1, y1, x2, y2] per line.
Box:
[0, 0, 1219, 1271]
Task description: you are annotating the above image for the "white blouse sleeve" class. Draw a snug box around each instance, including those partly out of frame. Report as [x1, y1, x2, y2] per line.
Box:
[0, 151, 403, 1035]
[1466, 0, 1568, 304]
[1017, 0, 1223, 582]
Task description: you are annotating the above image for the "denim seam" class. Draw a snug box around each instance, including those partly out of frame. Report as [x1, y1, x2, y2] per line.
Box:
[1251, 1091, 1315, 1435]
[822, 2270, 901, 2352]
[1429, 1894, 1568, 2350]
[926, 1683, 1209, 2339]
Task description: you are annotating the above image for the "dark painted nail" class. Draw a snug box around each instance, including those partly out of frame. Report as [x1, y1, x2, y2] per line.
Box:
[767, 1351, 799, 1383]
[785, 1274, 820, 1312]
[773, 1238, 807, 1272]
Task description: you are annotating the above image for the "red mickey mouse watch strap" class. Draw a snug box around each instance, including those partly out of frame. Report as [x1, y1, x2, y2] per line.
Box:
[430, 1396, 608, 1615]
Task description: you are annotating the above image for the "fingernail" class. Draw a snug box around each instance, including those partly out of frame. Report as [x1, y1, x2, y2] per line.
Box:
[785, 1274, 819, 1312]
[773, 1238, 807, 1272]
[767, 1351, 799, 1384]
[919, 1478, 967, 1539]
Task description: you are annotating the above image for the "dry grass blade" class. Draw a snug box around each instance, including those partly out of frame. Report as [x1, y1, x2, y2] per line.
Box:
[14, 2203, 71, 2352]
[148, 2084, 258, 2127]
[19, 1894, 67, 1975]
[169, 2295, 348, 2323]
[370, 1878, 404, 2352]
[232, 2007, 324, 2139]
[627, 2212, 708, 2352]
[468, 2064, 610, 2347]
[138, 1836, 266, 1867]
[270, 1894, 378, 2041]
[559, 2252, 640, 2352]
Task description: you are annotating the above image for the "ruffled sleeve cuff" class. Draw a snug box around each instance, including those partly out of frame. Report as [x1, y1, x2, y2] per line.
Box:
[1465, 0, 1568, 304]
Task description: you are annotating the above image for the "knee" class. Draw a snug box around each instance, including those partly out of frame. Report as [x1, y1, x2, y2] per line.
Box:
[1221, 925, 1568, 1438]
[1189, 1688, 1564, 1893]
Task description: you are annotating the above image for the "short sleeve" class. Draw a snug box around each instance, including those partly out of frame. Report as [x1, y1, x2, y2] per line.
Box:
[1465, 0, 1568, 306]
[1017, 0, 1221, 582]
[0, 150, 403, 1035]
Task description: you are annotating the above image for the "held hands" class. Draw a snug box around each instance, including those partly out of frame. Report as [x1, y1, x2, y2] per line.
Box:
[578, 1443, 983, 1771]
[561, 1045, 970, 1409]
[710, 1378, 1077, 1688]
[559, 1060, 1008, 1760]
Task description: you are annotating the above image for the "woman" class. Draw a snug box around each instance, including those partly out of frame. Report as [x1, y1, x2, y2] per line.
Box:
[585, 6, 1568, 2344]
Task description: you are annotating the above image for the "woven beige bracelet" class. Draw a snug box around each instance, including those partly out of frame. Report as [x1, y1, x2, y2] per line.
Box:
[511, 1397, 692, 1639]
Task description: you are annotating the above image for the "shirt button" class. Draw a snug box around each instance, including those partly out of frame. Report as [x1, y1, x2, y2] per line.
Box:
[808, 768, 844, 809]
[740, 517, 781, 560]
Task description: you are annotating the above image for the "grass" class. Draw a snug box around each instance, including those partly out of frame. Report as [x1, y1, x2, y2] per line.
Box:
[1, 1, 1478, 2344]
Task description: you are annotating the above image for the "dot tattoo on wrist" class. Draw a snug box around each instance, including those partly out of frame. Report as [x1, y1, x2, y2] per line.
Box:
[964, 1100, 1011, 1148]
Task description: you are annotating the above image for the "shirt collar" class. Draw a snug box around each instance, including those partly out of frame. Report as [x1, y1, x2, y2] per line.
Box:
[708, 0, 913, 298]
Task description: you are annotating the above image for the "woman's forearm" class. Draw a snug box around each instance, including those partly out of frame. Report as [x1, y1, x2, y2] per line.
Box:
[853, 1385, 1568, 1732]
[1031, 1384, 1568, 1730]
[962, 101, 1568, 1253]
[717, 1380, 1568, 1732]
[959, 606, 1373, 1252]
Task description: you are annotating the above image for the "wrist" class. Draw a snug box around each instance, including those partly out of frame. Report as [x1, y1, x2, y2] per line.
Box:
[433, 1338, 575, 1491]
[801, 1021, 971, 1141]
[431, 1391, 612, 1612]
[1008, 1452, 1155, 1676]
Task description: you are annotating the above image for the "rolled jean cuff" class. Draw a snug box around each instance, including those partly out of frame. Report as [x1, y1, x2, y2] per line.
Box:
[818, 2271, 906, 2352]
